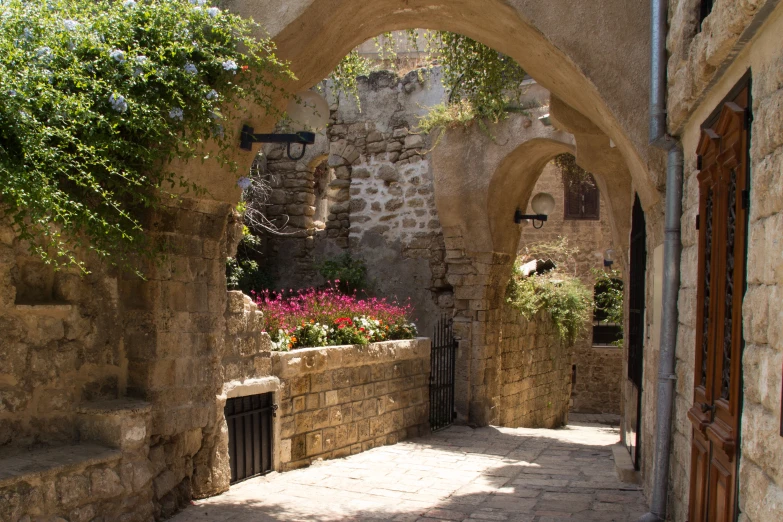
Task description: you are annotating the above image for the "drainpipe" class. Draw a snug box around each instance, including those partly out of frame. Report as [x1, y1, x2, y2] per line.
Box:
[639, 0, 683, 521]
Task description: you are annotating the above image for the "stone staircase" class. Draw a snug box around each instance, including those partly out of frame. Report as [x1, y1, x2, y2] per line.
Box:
[0, 398, 154, 522]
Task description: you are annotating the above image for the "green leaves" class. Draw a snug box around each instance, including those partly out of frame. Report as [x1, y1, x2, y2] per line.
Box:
[0, 0, 293, 274]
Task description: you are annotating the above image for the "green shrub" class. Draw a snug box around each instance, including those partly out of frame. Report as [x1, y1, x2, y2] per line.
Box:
[506, 260, 592, 346]
[317, 253, 369, 294]
[0, 0, 291, 273]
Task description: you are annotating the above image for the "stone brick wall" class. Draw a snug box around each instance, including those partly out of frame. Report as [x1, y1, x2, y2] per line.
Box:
[0, 219, 124, 448]
[201, 291, 430, 483]
[664, 4, 783, 521]
[272, 339, 431, 471]
[255, 69, 458, 337]
[498, 305, 572, 428]
[570, 343, 622, 415]
[666, 0, 770, 133]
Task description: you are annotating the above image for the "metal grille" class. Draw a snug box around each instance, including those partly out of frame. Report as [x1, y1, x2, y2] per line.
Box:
[721, 170, 737, 400]
[430, 316, 457, 432]
[701, 188, 714, 387]
[225, 393, 275, 484]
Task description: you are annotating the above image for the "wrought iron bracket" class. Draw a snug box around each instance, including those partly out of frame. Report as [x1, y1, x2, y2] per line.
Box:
[514, 210, 548, 229]
[239, 124, 315, 160]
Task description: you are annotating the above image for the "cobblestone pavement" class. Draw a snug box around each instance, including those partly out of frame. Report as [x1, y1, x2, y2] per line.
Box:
[173, 419, 647, 521]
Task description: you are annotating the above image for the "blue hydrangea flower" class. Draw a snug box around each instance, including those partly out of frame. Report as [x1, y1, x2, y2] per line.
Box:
[184, 63, 198, 75]
[9, 90, 17, 97]
[123, 0, 137, 7]
[237, 177, 252, 190]
[207, 7, 220, 17]
[109, 94, 128, 113]
[189, 0, 207, 5]
[133, 68, 143, 77]
[23, 28, 33, 40]
[110, 49, 126, 63]
[63, 20, 79, 31]
[169, 107, 184, 121]
[35, 46, 52, 61]
[206, 89, 219, 100]
[135, 55, 147, 65]
[222, 60, 238, 72]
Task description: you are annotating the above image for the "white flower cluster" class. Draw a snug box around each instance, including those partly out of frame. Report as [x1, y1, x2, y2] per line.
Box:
[222, 60, 237, 73]
[207, 7, 220, 17]
[63, 20, 79, 31]
[189, 0, 207, 5]
[123, 0, 137, 7]
[109, 93, 128, 113]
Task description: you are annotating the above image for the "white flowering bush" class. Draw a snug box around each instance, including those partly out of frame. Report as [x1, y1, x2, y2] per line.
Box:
[0, 0, 292, 272]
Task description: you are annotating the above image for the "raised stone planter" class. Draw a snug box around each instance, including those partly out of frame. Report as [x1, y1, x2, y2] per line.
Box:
[272, 338, 431, 471]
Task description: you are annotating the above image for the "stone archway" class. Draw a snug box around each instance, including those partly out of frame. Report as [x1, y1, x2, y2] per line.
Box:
[182, 0, 662, 212]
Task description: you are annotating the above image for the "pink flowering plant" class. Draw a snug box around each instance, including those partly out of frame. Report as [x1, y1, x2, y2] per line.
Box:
[254, 283, 418, 351]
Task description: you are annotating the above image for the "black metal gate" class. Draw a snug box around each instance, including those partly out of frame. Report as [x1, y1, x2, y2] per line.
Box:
[430, 316, 457, 431]
[225, 393, 276, 484]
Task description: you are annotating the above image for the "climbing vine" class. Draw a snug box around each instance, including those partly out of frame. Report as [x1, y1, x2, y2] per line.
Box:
[0, 0, 292, 274]
[329, 29, 526, 125]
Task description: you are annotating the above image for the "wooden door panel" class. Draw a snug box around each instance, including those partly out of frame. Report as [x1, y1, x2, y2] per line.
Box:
[689, 431, 710, 522]
[688, 82, 749, 522]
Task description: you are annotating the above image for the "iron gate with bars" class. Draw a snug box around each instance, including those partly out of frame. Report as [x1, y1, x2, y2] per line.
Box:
[430, 316, 457, 431]
[225, 392, 276, 484]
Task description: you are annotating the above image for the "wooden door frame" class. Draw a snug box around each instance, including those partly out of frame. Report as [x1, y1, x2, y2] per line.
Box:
[687, 71, 751, 522]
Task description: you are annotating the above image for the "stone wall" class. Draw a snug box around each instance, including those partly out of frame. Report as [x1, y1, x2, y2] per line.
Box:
[570, 344, 623, 415]
[518, 161, 623, 415]
[257, 70, 451, 337]
[273, 338, 431, 471]
[498, 305, 572, 428]
[664, 3, 783, 521]
[0, 220, 124, 448]
[198, 291, 430, 487]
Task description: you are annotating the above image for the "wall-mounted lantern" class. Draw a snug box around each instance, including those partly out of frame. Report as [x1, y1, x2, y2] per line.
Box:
[240, 91, 329, 160]
[603, 248, 615, 267]
[515, 192, 555, 229]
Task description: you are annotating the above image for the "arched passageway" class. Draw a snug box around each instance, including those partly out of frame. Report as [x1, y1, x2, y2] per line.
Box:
[186, 0, 663, 212]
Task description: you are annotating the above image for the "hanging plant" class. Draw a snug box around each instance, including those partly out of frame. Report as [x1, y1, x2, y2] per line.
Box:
[0, 0, 293, 274]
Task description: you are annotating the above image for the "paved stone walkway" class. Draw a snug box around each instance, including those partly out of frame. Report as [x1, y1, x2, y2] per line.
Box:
[173, 419, 647, 521]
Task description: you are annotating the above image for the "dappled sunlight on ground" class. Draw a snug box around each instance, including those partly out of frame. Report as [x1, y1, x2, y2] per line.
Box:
[172, 418, 646, 521]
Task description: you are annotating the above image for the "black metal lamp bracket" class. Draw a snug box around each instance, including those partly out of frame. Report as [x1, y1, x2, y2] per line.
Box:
[239, 124, 316, 160]
[514, 209, 548, 229]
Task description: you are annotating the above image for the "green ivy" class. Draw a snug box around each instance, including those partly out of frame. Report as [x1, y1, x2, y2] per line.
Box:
[593, 268, 624, 326]
[427, 31, 527, 123]
[0, 0, 292, 274]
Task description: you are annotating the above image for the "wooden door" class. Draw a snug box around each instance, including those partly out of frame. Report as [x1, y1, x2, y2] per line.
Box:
[688, 85, 750, 522]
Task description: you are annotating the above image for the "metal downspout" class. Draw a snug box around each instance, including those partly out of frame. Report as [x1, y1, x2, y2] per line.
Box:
[639, 0, 683, 520]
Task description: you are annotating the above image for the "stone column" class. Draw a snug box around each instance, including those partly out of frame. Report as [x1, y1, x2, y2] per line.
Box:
[119, 198, 233, 517]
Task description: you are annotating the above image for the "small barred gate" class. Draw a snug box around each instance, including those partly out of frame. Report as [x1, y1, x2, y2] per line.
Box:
[430, 316, 457, 431]
[225, 393, 276, 484]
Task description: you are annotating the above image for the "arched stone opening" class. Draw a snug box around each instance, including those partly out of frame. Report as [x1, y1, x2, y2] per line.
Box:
[183, 0, 662, 211]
